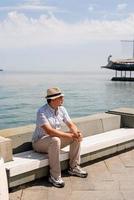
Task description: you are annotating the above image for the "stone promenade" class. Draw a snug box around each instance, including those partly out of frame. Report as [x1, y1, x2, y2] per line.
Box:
[9, 149, 134, 200]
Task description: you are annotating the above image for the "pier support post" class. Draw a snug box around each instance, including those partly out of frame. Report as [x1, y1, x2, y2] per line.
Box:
[130, 71, 132, 78]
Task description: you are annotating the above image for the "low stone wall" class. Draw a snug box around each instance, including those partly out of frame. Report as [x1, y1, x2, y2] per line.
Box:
[68, 113, 121, 136]
[0, 113, 121, 157]
[0, 125, 35, 154]
[107, 107, 134, 128]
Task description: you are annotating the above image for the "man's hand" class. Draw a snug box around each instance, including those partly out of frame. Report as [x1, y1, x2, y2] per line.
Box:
[66, 120, 83, 142]
[72, 131, 83, 142]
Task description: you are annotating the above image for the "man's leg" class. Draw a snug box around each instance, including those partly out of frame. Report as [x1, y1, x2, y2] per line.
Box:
[61, 137, 88, 178]
[32, 136, 61, 179]
[69, 140, 81, 168]
[60, 138, 81, 168]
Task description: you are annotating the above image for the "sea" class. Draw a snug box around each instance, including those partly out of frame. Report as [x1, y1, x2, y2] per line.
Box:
[0, 70, 134, 130]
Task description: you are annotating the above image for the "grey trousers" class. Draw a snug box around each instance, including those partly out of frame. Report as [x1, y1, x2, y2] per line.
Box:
[32, 136, 81, 179]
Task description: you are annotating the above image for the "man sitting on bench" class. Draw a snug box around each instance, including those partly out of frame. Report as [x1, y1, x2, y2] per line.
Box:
[32, 87, 88, 188]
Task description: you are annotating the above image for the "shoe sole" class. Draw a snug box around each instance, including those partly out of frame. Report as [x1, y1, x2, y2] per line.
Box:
[49, 177, 65, 188]
[68, 170, 88, 178]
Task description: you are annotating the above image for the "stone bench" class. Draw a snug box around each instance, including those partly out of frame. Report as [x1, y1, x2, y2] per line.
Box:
[0, 113, 121, 155]
[5, 128, 134, 188]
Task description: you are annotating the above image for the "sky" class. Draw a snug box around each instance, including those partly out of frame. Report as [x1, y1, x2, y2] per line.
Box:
[1, 0, 134, 72]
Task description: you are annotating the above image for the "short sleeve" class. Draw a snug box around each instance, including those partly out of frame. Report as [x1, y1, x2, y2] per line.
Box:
[62, 107, 71, 124]
[36, 110, 49, 127]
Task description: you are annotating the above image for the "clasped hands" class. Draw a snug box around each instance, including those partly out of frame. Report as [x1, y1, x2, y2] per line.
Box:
[71, 131, 83, 142]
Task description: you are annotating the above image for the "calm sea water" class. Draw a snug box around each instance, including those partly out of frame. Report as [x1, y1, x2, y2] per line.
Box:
[0, 70, 134, 130]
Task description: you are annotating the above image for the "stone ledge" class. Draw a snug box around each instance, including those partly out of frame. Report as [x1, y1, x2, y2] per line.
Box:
[107, 107, 134, 115]
[107, 107, 134, 128]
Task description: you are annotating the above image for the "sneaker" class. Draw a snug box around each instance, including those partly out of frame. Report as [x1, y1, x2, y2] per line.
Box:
[49, 175, 65, 188]
[68, 166, 88, 178]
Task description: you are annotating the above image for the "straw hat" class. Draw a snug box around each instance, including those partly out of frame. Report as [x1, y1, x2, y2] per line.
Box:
[45, 87, 64, 99]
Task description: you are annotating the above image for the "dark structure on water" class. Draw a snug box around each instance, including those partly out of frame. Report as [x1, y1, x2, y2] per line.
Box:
[102, 39, 134, 81]
[101, 56, 134, 81]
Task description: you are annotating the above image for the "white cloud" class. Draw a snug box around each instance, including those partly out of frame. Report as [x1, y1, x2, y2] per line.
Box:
[0, 2, 57, 12]
[0, 5, 57, 12]
[88, 5, 94, 12]
[23, 0, 43, 6]
[117, 3, 127, 11]
[1, 11, 134, 48]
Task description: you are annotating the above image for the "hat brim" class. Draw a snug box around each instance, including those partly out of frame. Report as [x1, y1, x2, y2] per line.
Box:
[46, 93, 64, 100]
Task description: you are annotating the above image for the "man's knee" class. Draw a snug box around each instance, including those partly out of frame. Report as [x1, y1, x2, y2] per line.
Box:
[51, 137, 61, 147]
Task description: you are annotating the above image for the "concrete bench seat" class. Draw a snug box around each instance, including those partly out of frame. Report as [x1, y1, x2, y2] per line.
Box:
[63, 128, 134, 154]
[4, 150, 68, 177]
[5, 128, 134, 187]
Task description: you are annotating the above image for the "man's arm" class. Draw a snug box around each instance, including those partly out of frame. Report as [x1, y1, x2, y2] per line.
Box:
[66, 120, 83, 141]
[41, 123, 75, 139]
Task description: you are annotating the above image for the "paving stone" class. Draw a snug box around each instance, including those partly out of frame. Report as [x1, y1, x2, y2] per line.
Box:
[67, 191, 124, 200]
[21, 189, 48, 200]
[93, 180, 119, 190]
[131, 149, 134, 155]
[86, 161, 108, 174]
[9, 190, 22, 200]
[119, 180, 134, 190]
[105, 156, 126, 174]
[86, 161, 113, 181]
[119, 151, 134, 167]
[121, 191, 134, 200]
[48, 180, 71, 200]
[70, 177, 94, 191]
[111, 173, 134, 181]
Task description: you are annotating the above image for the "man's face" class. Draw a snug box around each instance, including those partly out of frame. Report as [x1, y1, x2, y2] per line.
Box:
[52, 96, 64, 107]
